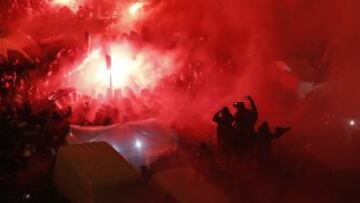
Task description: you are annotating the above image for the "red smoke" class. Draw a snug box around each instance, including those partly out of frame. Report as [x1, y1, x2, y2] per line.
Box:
[2, 0, 360, 170]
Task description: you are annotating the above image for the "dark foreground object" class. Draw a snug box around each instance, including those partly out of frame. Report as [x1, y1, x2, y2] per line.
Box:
[54, 142, 142, 203]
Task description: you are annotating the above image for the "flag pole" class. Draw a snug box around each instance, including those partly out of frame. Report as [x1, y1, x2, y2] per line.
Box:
[105, 54, 112, 99]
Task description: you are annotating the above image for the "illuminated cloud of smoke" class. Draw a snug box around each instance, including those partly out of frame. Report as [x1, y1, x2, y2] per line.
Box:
[51, 0, 85, 12]
[3, 0, 359, 169]
[67, 39, 176, 97]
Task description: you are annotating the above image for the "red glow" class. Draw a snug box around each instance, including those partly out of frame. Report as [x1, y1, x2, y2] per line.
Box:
[66, 40, 175, 97]
[51, 0, 83, 11]
[129, 2, 145, 17]
[114, 1, 149, 31]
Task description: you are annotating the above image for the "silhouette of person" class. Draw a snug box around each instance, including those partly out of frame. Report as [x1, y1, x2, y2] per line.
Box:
[233, 96, 258, 136]
[232, 96, 258, 162]
[255, 121, 290, 168]
[213, 107, 234, 155]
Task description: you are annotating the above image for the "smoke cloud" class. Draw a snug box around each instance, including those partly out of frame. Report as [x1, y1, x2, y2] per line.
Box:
[2, 0, 360, 170]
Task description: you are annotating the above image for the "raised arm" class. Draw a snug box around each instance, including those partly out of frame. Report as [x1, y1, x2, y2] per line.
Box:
[247, 96, 258, 120]
[272, 127, 291, 139]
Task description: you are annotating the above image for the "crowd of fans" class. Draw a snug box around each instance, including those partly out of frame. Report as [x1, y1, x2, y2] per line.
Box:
[0, 81, 70, 202]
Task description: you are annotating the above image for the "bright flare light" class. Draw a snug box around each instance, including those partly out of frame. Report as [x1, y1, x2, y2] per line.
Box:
[51, 0, 82, 12]
[114, 1, 149, 31]
[129, 2, 145, 17]
[68, 41, 175, 97]
[52, 0, 72, 5]
[349, 119, 356, 127]
[135, 139, 142, 149]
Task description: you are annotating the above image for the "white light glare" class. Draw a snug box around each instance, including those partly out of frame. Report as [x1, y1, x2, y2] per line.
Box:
[135, 139, 142, 149]
[51, 0, 80, 12]
[349, 119, 356, 127]
[129, 2, 145, 16]
[24, 193, 31, 199]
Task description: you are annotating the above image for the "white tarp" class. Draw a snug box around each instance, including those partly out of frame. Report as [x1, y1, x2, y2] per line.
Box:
[66, 118, 178, 170]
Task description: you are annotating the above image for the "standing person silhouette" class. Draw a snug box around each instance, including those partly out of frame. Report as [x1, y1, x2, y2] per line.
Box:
[213, 107, 235, 157]
[255, 121, 291, 170]
[233, 96, 258, 163]
[233, 96, 258, 135]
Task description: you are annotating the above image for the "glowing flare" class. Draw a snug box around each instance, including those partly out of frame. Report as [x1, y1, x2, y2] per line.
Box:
[129, 2, 145, 16]
[52, 0, 74, 6]
[114, 1, 149, 31]
[51, 0, 81, 12]
[67, 41, 175, 97]
[135, 139, 142, 149]
[349, 119, 356, 127]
